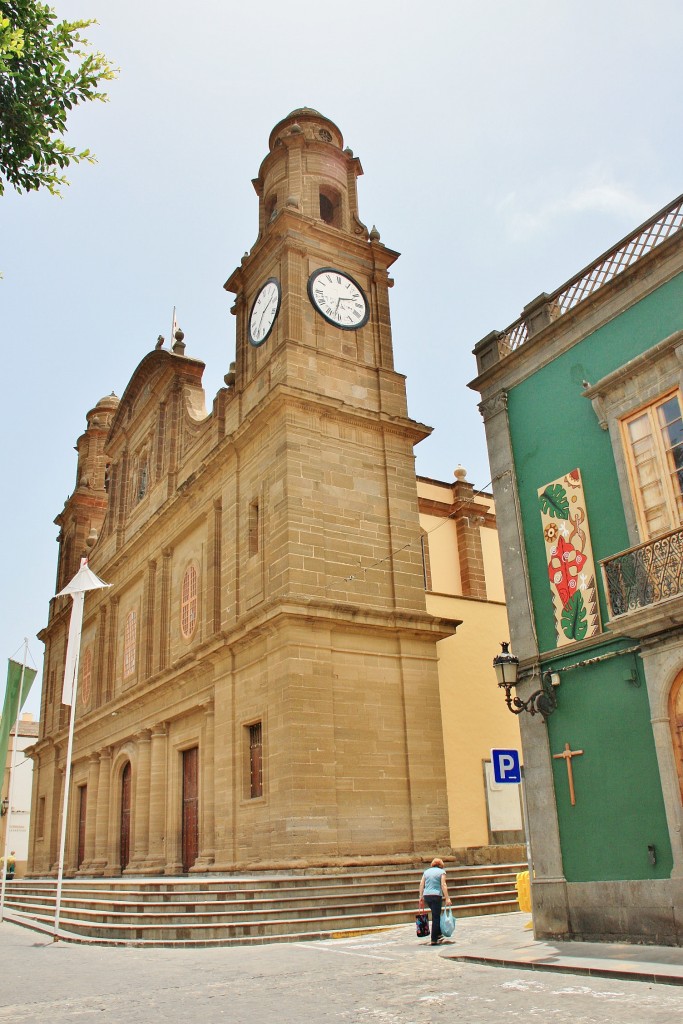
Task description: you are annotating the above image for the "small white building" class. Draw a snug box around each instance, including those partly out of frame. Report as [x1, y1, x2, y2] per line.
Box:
[1, 713, 39, 878]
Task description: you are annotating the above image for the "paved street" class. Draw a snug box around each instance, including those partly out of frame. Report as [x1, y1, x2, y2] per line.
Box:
[1, 915, 681, 1024]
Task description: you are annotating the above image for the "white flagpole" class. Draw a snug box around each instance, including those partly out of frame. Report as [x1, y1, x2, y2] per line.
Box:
[53, 591, 84, 939]
[170, 305, 176, 344]
[0, 639, 29, 923]
[53, 559, 110, 940]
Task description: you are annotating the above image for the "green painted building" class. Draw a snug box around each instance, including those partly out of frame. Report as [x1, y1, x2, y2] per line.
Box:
[471, 195, 683, 944]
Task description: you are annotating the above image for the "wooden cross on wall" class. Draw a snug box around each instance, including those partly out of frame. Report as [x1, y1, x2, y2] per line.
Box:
[553, 742, 584, 806]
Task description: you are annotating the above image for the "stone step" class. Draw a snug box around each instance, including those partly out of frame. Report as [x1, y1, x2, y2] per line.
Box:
[5, 897, 519, 946]
[4, 877, 518, 914]
[5, 885, 517, 925]
[10, 862, 524, 895]
[6, 868, 524, 901]
[4, 862, 523, 946]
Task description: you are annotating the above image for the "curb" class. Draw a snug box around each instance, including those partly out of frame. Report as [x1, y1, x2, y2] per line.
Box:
[450, 954, 683, 987]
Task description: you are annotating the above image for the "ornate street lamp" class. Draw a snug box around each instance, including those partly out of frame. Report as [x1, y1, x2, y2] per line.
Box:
[493, 642, 558, 719]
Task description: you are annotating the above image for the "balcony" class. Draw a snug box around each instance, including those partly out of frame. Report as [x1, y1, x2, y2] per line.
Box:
[601, 527, 683, 635]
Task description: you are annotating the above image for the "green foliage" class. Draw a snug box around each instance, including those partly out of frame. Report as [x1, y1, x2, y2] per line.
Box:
[561, 590, 587, 641]
[0, 1, 117, 196]
[539, 483, 570, 519]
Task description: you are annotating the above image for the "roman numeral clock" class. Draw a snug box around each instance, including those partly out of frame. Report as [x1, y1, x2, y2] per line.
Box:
[246, 265, 370, 351]
[307, 268, 369, 330]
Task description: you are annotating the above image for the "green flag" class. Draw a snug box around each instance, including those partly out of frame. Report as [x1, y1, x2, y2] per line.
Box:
[0, 659, 38, 787]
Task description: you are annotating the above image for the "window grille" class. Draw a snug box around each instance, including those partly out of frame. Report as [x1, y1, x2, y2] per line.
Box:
[249, 722, 263, 798]
[181, 564, 198, 638]
[123, 610, 137, 678]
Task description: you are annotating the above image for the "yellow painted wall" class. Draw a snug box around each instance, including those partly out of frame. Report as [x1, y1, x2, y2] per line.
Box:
[427, 593, 521, 848]
[422, 513, 461, 594]
[480, 526, 506, 604]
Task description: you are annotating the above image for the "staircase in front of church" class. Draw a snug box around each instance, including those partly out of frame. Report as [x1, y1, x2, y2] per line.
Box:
[2, 861, 525, 947]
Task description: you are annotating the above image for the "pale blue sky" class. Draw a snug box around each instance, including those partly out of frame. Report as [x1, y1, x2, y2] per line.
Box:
[3, 0, 683, 714]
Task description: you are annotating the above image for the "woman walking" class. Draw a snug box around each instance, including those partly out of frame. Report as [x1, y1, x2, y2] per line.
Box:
[418, 858, 452, 945]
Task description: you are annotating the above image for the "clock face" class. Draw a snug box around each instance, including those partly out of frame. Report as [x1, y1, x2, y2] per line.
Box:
[307, 267, 369, 330]
[248, 277, 281, 347]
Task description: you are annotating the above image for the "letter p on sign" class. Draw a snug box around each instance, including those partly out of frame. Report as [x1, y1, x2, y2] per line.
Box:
[491, 748, 521, 784]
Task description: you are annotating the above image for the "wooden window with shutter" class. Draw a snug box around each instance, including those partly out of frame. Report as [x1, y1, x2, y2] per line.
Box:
[622, 390, 683, 539]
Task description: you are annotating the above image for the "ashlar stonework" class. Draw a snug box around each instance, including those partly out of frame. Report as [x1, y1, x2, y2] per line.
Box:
[30, 109, 460, 876]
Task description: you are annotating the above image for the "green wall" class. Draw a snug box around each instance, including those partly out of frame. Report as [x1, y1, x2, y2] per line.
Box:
[506, 271, 683, 881]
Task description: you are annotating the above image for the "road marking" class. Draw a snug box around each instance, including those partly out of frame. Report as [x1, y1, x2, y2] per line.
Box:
[296, 944, 396, 962]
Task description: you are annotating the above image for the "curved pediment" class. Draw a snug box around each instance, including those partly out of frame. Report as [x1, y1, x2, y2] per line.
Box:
[107, 348, 207, 450]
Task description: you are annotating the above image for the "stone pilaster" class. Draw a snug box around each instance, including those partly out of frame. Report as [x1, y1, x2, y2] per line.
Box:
[142, 559, 156, 678]
[194, 701, 215, 870]
[158, 548, 172, 672]
[104, 596, 119, 703]
[127, 730, 151, 872]
[91, 746, 112, 875]
[208, 501, 222, 635]
[145, 723, 168, 874]
[80, 753, 100, 871]
[95, 605, 107, 708]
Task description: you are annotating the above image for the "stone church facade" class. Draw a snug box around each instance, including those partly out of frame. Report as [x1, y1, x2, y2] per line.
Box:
[30, 109, 462, 876]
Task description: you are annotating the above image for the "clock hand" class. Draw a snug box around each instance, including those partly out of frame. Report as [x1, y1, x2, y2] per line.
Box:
[258, 301, 271, 329]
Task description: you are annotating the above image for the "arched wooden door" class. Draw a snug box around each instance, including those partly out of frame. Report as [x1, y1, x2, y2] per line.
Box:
[120, 762, 131, 871]
[669, 674, 683, 804]
[182, 747, 199, 873]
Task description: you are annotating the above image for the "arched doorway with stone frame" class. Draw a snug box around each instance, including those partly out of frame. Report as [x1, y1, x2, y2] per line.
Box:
[109, 747, 136, 876]
[668, 670, 683, 806]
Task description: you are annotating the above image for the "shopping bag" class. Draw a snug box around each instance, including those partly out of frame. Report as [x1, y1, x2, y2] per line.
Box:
[416, 912, 430, 937]
[440, 907, 455, 937]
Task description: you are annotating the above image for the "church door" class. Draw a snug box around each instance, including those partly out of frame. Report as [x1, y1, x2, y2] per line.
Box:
[120, 762, 131, 871]
[182, 747, 199, 872]
[77, 785, 87, 868]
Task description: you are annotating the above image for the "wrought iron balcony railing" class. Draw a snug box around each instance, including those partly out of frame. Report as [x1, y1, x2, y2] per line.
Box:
[499, 193, 683, 353]
[601, 527, 683, 618]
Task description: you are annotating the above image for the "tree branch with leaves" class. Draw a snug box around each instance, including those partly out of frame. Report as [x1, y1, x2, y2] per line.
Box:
[0, 1, 117, 196]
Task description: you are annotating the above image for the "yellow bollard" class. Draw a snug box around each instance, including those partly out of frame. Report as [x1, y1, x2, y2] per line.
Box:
[515, 870, 532, 913]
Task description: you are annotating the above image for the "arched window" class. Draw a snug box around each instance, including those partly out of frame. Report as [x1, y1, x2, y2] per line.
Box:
[80, 646, 93, 707]
[266, 194, 277, 223]
[181, 564, 198, 639]
[137, 453, 149, 502]
[123, 610, 137, 678]
[319, 187, 341, 228]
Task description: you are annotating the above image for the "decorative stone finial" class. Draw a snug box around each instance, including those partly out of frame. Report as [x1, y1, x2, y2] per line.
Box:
[454, 465, 467, 481]
[369, 225, 380, 242]
[289, 122, 303, 134]
[224, 362, 236, 388]
[85, 527, 98, 550]
[172, 328, 186, 355]
[156, 335, 164, 349]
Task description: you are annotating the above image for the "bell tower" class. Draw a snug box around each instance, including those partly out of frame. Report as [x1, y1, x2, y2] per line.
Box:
[225, 107, 399, 411]
[219, 110, 456, 861]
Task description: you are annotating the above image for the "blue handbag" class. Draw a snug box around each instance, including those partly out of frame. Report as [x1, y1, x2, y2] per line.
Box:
[440, 906, 455, 937]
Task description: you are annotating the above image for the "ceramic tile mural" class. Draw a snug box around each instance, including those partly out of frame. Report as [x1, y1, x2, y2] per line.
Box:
[538, 468, 601, 648]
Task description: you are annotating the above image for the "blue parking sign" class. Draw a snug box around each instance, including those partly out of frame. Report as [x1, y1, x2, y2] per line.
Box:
[491, 748, 521, 784]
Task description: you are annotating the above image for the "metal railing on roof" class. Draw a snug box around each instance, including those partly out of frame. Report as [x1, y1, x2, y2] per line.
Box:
[500, 193, 683, 352]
